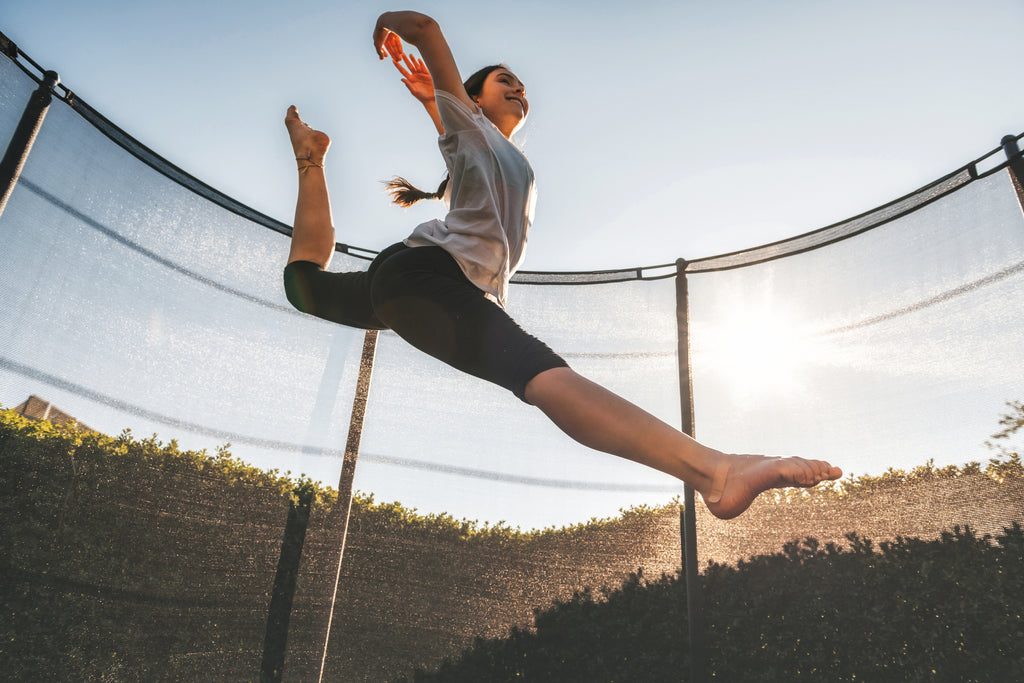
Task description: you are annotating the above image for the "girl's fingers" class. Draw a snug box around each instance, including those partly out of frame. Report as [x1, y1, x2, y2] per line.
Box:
[373, 27, 392, 59]
[388, 40, 404, 61]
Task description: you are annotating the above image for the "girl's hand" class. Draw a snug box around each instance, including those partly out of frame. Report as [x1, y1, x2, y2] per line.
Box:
[373, 11, 427, 60]
[382, 31, 405, 62]
[394, 53, 435, 104]
[371, 10, 470, 116]
[372, 13, 395, 60]
[379, 29, 435, 104]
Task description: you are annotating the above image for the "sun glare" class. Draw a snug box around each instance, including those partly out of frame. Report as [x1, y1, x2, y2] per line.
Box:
[696, 307, 812, 398]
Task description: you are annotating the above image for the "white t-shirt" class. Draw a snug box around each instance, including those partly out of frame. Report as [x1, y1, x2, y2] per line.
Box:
[404, 89, 537, 308]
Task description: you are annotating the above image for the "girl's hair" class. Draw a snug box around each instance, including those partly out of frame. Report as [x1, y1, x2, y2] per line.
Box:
[385, 64, 507, 208]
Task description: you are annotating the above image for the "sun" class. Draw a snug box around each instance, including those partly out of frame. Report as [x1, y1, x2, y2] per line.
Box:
[695, 305, 812, 398]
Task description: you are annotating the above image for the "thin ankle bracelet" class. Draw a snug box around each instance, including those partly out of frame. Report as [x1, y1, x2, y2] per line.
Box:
[295, 155, 324, 173]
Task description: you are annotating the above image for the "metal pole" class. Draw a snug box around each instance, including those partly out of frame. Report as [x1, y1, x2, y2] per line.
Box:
[0, 68, 59, 220]
[675, 259, 706, 682]
[1001, 134, 1024, 205]
[317, 329, 378, 683]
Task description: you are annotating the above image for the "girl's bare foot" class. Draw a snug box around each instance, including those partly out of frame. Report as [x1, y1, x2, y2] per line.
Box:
[285, 105, 331, 171]
[702, 454, 842, 520]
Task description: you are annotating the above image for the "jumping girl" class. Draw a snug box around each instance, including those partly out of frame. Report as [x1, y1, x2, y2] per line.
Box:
[282, 10, 842, 520]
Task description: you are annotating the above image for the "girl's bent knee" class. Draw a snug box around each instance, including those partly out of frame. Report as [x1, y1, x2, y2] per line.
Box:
[282, 260, 321, 314]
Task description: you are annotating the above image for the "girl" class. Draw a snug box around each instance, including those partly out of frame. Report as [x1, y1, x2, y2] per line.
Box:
[282, 10, 842, 520]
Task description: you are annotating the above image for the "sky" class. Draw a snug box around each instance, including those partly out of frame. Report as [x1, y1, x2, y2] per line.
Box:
[3, 0, 1023, 272]
[2, 1, 1023, 530]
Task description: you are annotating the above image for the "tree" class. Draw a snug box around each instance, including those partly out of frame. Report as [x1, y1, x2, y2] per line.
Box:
[986, 400, 1024, 457]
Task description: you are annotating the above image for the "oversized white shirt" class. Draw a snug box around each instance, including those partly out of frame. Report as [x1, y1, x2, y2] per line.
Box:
[404, 89, 536, 308]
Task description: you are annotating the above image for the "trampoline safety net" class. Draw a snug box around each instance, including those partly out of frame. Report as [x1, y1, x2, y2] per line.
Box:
[2, 37, 1022, 682]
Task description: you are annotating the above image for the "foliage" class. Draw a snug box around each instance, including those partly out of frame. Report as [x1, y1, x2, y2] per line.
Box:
[0, 406, 681, 680]
[0, 407, 334, 680]
[406, 524, 1024, 682]
[0, 405, 334, 504]
[759, 454, 1022, 506]
[4, 404, 1023, 681]
[986, 399, 1024, 456]
[7, 400, 1017, 544]
[348, 493, 680, 546]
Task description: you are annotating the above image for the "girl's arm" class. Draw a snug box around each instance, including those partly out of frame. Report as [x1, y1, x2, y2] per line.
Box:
[383, 35, 444, 135]
[373, 11, 473, 110]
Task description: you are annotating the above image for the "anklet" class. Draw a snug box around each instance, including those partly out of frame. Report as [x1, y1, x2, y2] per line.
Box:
[295, 155, 324, 173]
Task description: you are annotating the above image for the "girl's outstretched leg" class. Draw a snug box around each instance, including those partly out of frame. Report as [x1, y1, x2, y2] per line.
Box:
[524, 367, 842, 520]
[285, 106, 335, 268]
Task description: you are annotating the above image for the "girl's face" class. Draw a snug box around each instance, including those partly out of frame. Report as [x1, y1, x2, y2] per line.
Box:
[473, 68, 528, 138]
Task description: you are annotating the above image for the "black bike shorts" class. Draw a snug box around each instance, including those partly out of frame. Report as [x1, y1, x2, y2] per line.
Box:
[283, 243, 568, 402]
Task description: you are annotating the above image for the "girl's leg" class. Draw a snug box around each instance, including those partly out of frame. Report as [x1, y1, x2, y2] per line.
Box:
[524, 367, 842, 520]
[282, 107, 400, 329]
[285, 106, 335, 268]
[367, 246, 841, 520]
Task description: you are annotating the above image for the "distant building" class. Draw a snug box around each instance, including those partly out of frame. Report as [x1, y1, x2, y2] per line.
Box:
[11, 395, 95, 432]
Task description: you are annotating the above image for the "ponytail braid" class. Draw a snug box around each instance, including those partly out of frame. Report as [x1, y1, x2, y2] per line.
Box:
[384, 174, 449, 208]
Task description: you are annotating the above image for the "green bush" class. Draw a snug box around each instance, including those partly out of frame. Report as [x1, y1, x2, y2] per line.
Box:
[0, 407, 682, 680]
[4, 405, 1022, 681]
[408, 524, 1024, 682]
[0, 408, 326, 680]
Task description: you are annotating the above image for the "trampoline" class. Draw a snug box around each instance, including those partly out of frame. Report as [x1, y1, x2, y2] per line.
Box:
[2, 29, 1023, 682]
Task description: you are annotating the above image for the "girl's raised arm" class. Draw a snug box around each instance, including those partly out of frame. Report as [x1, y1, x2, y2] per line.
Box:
[372, 11, 473, 110]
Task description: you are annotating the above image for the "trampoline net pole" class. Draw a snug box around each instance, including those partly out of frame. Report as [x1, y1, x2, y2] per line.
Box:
[0, 67, 58, 220]
[676, 259, 706, 683]
[317, 329, 378, 683]
[1002, 134, 1024, 208]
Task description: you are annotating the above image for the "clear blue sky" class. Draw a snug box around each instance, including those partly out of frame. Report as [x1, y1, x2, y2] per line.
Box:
[3, 0, 1022, 271]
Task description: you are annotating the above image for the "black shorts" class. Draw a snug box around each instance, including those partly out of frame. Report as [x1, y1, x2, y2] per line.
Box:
[283, 243, 568, 402]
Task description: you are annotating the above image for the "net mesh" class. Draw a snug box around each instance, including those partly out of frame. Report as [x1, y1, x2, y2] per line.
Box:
[2, 45, 1022, 680]
[686, 169, 1024, 565]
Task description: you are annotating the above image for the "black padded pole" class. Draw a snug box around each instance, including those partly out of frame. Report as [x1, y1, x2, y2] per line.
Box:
[0, 68, 59, 220]
[261, 486, 315, 683]
[675, 259, 706, 683]
[1002, 134, 1024, 205]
